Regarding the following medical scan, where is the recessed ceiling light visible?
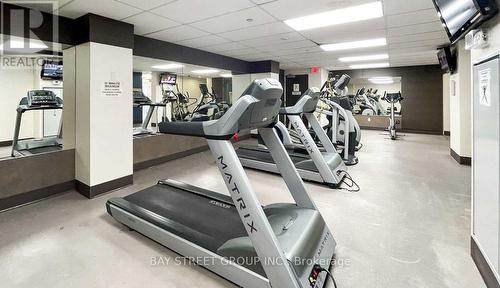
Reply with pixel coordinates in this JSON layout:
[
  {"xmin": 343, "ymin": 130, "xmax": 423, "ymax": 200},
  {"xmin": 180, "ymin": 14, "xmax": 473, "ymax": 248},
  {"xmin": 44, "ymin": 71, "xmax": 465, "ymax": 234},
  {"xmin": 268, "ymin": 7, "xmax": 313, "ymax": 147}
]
[
  {"xmin": 151, "ymin": 63, "xmax": 184, "ymax": 70},
  {"xmin": 339, "ymin": 53, "xmax": 388, "ymax": 62},
  {"xmin": 350, "ymin": 62, "xmax": 390, "ymax": 69},
  {"xmin": 220, "ymin": 73, "xmax": 232, "ymax": 78},
  {"xmin": 321, "ymin": 38, "xmax": 387, "ymax": 52},
  {"xmin": 284, "ymin": 1, "xmax": 383, "ymax": 31},
  {"xmin": 246, "ymin": 18, "xmax": 254, "ymax": 22},
  {"xmin": 192, "ymin": 69, "xmax": 220, "ymax": 74}
]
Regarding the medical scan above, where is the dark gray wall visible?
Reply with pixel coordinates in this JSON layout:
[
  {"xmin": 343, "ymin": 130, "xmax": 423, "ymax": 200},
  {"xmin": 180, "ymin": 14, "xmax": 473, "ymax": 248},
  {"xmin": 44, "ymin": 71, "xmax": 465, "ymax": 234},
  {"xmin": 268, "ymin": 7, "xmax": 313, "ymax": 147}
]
[
  {"xmin": 334, "ymin": 65, "xmax": 444, "ymax": 134},
  {"xmin": 0, "ymin": 149, "xmax": 75, "ymax": 210}
]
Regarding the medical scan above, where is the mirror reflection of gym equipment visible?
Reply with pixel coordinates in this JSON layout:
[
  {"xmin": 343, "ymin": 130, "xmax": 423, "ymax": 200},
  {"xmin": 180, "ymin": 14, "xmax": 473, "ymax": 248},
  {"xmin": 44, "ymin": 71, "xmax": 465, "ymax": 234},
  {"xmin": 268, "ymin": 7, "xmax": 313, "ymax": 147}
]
[{"xmin": 347, "ymin": 77, "xmax": 403, "ymax": 135}]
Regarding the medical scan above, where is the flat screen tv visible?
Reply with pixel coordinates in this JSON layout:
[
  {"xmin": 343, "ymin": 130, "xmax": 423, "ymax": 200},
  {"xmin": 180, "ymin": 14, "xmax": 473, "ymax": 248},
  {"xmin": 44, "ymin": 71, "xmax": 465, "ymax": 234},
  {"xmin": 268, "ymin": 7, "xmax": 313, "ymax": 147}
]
[
  {"xmin": 160, "ymin": 73, "xmax": 177, "ymax": 85},
  {"xmin": 437, "ymin": 46, "xmax": 457, "ymax": 73},
  {"xmin": 40, "ymin": 60, "xmax": 63, "ymax": 80},
  {"xmin": 433, "ymin": 0, "xmax": 498, "ymax": 44}
]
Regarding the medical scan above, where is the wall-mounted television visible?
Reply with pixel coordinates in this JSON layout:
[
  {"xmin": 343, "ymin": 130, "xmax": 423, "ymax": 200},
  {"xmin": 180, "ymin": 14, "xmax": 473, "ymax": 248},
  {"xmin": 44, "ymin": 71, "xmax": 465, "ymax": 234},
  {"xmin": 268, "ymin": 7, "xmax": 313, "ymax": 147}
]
[
  {"xmin": 433, "ymin": 0, "xmax": 498, "ymax": 44},
  {"xmin": 159, "ymin": 73, "xmax": 177, "ymax": 85},
  {"xmin": 40, "ymin": 60, "xmax": 63, "ymax": 80},
  {"xmin": 437, "ymin": 46, "xmax": 457, "ymax": 73}
]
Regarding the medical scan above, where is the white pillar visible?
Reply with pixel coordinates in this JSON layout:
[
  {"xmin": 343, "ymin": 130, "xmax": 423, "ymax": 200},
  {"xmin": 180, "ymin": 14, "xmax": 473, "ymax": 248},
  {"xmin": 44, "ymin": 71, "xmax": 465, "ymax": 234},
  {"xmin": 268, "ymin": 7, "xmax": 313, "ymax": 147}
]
[{"xmin": 74, "ymin": 42, "xmax": 133, "ymax": 197}]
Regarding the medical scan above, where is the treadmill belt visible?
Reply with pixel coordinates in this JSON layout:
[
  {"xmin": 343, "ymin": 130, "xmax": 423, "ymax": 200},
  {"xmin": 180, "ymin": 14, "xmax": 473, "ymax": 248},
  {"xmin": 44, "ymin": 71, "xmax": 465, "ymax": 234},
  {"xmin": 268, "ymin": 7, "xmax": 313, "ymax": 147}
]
[
  {"xmin": 236, "ymin": 145, "xmax": 308, "ymax": 164},
  {"xmin": 119, "ymin": 183, "xmax": 248, "ymax": 253}
]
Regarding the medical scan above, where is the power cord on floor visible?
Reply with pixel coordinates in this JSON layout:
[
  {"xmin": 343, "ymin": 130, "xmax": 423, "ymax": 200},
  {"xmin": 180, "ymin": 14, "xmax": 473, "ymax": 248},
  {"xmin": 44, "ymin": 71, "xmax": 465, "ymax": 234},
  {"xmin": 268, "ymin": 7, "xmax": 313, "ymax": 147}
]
[
  {"xmin": 320, "ymin": 267, "xmax": 338, "ymax": 288},
  {"xmin": 337, "ymin": 170, "xmax": 360, "ymax": 192}
]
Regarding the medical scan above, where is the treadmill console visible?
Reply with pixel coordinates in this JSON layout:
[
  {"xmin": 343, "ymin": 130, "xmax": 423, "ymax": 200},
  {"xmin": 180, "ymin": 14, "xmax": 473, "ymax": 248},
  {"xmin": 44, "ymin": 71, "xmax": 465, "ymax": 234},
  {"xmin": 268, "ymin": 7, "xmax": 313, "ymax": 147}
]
[
  {"xmin": 133, "ymin": 91, "xmax": 151, "ymax": 104},
  {"xmin": 27, "ymin": 90, "xmax": 58, "ymax": 106}
]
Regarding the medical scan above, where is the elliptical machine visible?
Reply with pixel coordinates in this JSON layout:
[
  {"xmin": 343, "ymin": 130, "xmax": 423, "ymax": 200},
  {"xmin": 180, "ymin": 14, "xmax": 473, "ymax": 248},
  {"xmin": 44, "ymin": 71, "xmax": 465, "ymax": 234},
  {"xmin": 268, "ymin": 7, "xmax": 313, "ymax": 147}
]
[
  {"xmin": 317, "ymin": 74, "xmax": 360, "ymax": 165},
  {"xmin": 382, "ymin": 91, "xmax": 403, "ymax": 140}
]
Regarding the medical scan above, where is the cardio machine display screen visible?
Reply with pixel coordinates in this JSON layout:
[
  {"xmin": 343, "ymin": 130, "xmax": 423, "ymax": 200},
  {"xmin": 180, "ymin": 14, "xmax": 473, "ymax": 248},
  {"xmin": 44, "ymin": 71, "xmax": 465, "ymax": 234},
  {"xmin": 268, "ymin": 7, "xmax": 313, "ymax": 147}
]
[
  {"xmin": 41, "ymin": 61, "xmax": 63, "ymax": 80},
  {"xmin": 160, "ymin": 73, "xmax": 177, "ymax": 85}
]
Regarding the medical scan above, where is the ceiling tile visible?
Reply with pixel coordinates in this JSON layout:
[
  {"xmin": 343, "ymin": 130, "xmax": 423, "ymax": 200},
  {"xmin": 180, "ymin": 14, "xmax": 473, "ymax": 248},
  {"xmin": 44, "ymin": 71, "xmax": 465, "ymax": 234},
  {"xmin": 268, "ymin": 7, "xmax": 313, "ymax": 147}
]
[
  {"xmin": 387, "ymin": 21, "xmax": 445, "ymax": 37},
  {"xmin": 257, "ymin": 39, "xmax": 317, "ymax": 51},
  {"xmin": 147, "ymin": 25, "xmax": 209, "ymax": 42},
  {"xmin": 218, "ymin": 22, "xmax": 293, "ymax": 41},
  {"xmin": 383, "ymin": 0, "xmax": 435, "ymax": 16},
  {"xmin": 116, "ymin": 0, "xmax": 176, "ymax": 10},
  {"xmin": 124, "ymin": 12, "xmax": 180, "ymax": 35},
  {"xmin": 153, "ymin": 0, "xmax": 255, "ymax": 24},
  {"xmin": 386, "ymin": 9, "xmax": 441, "ymax": 27},
  {"xmin": 176, "ymin": 35, "xmax": 230, "ymax": 48},
  {"xmin": 243, "ymin": 32, "xmax": 306, "ymax": 47},
  {"xmin": 190, "ymin": 7, "xmax": 275, "ymax": 34},
  {"xmin": 58, "ymin": 0, "xmax": 141, "ymax": 19},
  {"xmin": 203, "ymin": 42, "xmax": 249, "ymax": 53},
  {"xmin": 388, "ymin": 31, "xmax": 448, "ymax": 44}
]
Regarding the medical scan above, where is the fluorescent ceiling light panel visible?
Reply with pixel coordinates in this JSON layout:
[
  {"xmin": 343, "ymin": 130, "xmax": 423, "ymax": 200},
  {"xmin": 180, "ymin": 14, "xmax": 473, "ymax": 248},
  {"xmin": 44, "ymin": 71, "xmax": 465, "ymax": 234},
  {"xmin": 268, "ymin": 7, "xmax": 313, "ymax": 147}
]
[
  {"xmin": 284, "ymin": 1, "xmax": 383, "ymax": 31},
  {"xmin": 339, "ymin": 53, "xmax": 388, "ymax": 62},
  {"xmin": 370, "ymin": 79, "xmax": 393, "ymax": 84},
  {"xmin": 369, "ymin": 77, "xmax": 393, "ymax": 81},
  {"xmin": 350, "ymin": 62, "xmax": 390, "ymax": 69},
  {"xmin": 0, "ymin": 37, "xmax": 48, "ymax": 51},
  {"xmin": 321, "ymin": 38, "xmax": 386, "ymax": 52},
  {"xmin": 151, "ymin": 63, "xmax": 184, "ymax": 70},
  {"xmin": 220, "ymin": 73, "xmax": 232, "ymax": 78},
  {"xmin": 192, "ymin": 69, "xmax": 220, "ymax": 74}
]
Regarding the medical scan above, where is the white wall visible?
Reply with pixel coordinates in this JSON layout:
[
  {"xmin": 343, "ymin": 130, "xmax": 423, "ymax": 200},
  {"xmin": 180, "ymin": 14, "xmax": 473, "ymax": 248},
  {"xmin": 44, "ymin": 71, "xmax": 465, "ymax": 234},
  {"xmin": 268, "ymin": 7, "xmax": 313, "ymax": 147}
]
[
  {"xmin": 0, "ymin": 60, "xmax": 36, "ymax": 142},
  {"xmin": 442, "ymin": 73, "xmax": 450, "ymax": 132},
  {"xmin": 0, "ymin": 56, "xmax": 64, "ymax": 143},
  {"xmin": 449, "ymin": 40, "xmax": 472, "ymax": 157},
  {"xmin": 75, "ymin": 42, "xmax": 133, "ymax": 186},
  {"xmin": 470, "ymin": 6, "xmax": 500, "ymax": 284}
]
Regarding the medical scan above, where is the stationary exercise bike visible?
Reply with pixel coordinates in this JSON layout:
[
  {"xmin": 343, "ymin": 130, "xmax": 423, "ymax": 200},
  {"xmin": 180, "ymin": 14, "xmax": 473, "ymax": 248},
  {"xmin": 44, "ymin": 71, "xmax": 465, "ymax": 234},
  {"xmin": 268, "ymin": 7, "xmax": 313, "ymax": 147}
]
[{"xmin": 382, "ymin": 92, "xmax": 403, "ymax": 140}]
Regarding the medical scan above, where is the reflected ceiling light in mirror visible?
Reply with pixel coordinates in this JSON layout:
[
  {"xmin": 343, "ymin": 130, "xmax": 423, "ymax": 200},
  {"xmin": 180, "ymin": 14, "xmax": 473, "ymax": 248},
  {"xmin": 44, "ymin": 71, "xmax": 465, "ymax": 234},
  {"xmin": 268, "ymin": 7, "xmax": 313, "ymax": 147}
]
[
  {"xmin": 339, "ymin": 53, "xmax": 388, "ymax": 62},
  {"xmin": 349, "ymin": 62, "xmax": 390, "ymax": 69},
  {"xmin": 321, "ymin": 38, "xmax": 386, "ymax": 52},
  {"xmin": 151, "ymin": 63, "xmax": 184, "ymax": 70},
  {"xmin": 220, "ymin": 73, "xmax": 232, "ymax": 78},
  {"xmin": 284, "ymin": 1, "xmax": 383, "ymax": 31},
  {"xmin": 0, "ymin": 37, "xmax": 48, "ymax": 51},
  {"xmin": 192, "ymin": 69, "xmax": 220, "ymax": 74},
  {"xmin": 369, "ymin": 76, "xmax": 394, "ymax": 84}
]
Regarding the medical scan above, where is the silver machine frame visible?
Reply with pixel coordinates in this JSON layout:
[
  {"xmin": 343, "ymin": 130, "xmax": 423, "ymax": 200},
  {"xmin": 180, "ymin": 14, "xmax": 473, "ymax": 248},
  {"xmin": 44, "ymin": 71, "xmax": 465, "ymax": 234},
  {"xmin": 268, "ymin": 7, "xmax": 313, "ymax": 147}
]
[
  {"xmin": 11, "ymin": 102, "xmax": 63, "ymax": 157},
  {"xmin": 107, "ymin": 79, "xmax": 336, "ymax": 288}
]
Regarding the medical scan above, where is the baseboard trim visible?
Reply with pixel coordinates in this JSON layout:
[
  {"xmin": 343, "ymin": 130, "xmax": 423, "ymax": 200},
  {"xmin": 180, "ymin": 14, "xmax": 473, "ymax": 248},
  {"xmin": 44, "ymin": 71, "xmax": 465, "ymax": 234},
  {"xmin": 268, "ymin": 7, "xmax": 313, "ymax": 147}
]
[
  {"xmin": 0, "ymin": 180, "xmax": 75, "ymax": 212},
  {"xmin": 450, "ymin": 148, "xmax": 472, "ymax": 166},
  {"xmin": 471, "ymin": 236, "xmax": 500, "ymax": 288},
  {"xmin": 443, "ymin": 131, "xmax": 450, "ymax": 136},
  {"xmin": 76, "ymin": 175, "xmax": 133, "ymax": 199},
  {"xmin": 134, "ymin": 146, "xmax": 209, "ymax": 171}
]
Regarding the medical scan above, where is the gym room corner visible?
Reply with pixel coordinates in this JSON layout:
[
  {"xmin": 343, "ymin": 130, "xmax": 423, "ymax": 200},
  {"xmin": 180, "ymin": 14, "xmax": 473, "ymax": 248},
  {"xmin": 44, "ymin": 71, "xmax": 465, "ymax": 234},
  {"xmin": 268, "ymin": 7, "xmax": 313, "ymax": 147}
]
[{"xmin": 0, "ymin": 0, "xmax": 499, "ymax": 288}]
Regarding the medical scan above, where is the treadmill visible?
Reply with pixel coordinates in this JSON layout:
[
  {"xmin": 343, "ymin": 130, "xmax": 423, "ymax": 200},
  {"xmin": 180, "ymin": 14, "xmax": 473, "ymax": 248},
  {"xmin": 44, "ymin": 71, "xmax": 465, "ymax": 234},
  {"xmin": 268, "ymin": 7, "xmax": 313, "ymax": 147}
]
[
  {"xmin": 236, "ymin": 88, "xmax": 347, "ymax": 187},
  {"xmin": 11, "ymin": 90, "xmax": 63, "ymax": 157},
  {"xmin": 133, "ymin": 91, "xmax": 166, "ymax": 137},
  {"xmin": 107, "ymin": 79, "xmax": 336, "ymax": 288}
]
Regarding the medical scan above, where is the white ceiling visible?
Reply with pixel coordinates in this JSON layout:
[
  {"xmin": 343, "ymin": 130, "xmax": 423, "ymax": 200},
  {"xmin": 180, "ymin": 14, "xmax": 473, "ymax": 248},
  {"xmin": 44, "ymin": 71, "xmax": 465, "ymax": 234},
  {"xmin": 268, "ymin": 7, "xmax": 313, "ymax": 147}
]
[{"xmin": 27, "ymin": 0, "xmax": 449, "ymax": 70}]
